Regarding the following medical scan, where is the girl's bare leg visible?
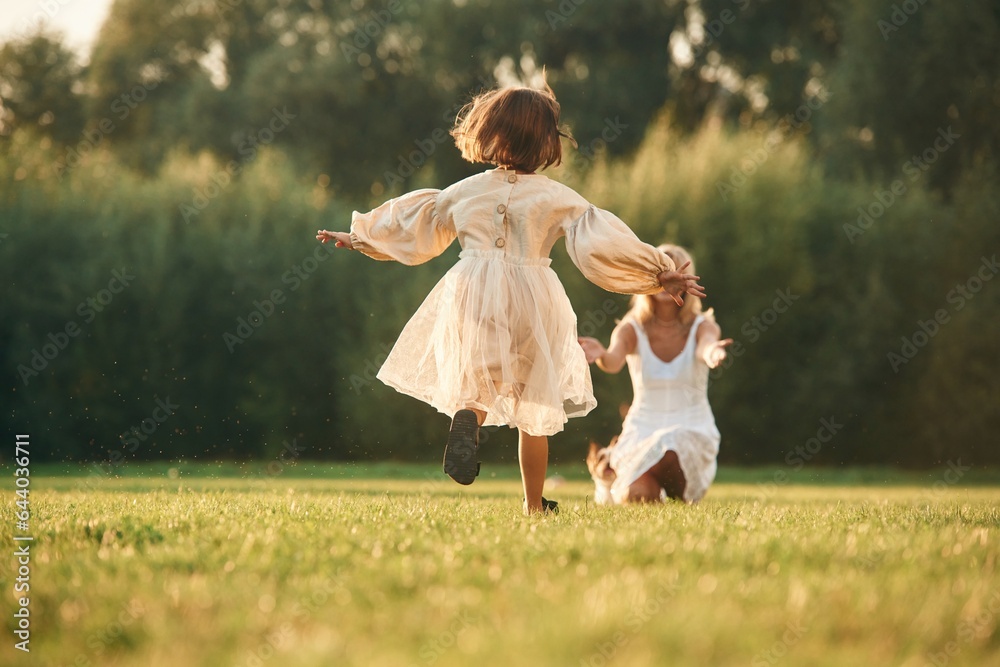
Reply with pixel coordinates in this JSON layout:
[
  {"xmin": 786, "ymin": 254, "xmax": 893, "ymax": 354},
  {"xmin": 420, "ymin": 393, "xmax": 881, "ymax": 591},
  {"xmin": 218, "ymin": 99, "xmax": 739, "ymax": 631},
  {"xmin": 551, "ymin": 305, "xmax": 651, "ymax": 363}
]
[{"xmin": 518, "ymin": 430, "xmax": 548, "ymax": 514}]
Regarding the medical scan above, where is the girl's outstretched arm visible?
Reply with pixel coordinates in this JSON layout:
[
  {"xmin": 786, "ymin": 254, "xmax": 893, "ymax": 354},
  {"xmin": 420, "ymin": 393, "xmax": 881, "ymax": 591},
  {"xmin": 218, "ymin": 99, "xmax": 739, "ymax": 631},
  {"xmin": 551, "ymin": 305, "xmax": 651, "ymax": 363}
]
[
  {"xmin": 347, "ymin": 189, "xmax": 455, "ymax": 265},
  {"xmin": 316, "ymin": 230, "xmax": 353, "ymax": 249},
  {"xmin": 565, "ymin": 206, "xmax": 706, "ymax": 299},
  {"xmin": 579, "ymin": 320, "xmax": 637, "ymax": 374},
  {"xmin": 695, "ymin": 318, "xmax": 734, "ymax": 369}
]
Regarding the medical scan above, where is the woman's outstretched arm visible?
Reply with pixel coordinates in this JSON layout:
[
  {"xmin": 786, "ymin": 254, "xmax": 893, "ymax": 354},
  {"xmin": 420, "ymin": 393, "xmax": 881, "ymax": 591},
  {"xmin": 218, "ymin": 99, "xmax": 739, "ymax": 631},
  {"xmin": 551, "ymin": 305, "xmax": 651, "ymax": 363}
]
[
  {"xmin": 579, "ymin": 319, "xmax": 637, "ymax": 374},
  {"xmin": 695, "ymin": 318, "xmax": 734, "ymax": 369}
]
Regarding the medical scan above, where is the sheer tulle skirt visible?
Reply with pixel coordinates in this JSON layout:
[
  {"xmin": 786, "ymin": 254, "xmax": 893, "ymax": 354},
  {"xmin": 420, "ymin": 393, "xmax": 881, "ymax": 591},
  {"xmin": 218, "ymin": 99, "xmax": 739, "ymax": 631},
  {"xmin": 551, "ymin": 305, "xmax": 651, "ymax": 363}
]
[{"xmin": 377, "ymin": 249, "xmax": 596, "ymax": 436}]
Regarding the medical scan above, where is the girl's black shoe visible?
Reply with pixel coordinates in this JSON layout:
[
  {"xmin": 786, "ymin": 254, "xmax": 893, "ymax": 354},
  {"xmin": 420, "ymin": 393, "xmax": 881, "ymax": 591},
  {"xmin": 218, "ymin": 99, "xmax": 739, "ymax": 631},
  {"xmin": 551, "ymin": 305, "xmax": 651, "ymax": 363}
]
[
  {"xmin": 443, "ymin": 409, "xmax": 480, "ymax": 485},
  {"xmin": 524, "ymin": 497, "xmax": 559, "ymax": 514}
]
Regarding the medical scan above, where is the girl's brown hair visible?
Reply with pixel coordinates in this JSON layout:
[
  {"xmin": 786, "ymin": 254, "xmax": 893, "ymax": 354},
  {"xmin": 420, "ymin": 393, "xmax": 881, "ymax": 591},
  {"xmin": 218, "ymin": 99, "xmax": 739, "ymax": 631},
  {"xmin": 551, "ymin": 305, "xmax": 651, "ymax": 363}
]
[{"xmin": 450, "ymin": 83, "xmax": 573, "ymax": 173}]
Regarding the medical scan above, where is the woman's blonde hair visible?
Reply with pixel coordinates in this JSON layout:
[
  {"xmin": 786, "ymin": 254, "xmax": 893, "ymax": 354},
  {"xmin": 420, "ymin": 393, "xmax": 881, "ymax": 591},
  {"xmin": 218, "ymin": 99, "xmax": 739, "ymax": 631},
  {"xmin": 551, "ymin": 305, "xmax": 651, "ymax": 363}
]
[
  {"xmin": 450, "ymin": 82, "xmax": 573, "ymax": 173},
  {"xmin": 627, "ymin": 244, "xmax": 714, "ymax": 328}
]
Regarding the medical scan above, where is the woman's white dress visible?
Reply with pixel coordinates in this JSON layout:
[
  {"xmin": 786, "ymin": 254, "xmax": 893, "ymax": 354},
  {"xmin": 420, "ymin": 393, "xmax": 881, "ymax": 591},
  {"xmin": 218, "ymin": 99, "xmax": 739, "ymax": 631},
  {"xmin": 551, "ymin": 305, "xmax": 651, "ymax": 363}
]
[
  {"xmin": 349, "ymin": 169, "xmax": 673, "ymax": 437},
  {"xmin": 608, "ymin": 315, "xmax": 720, "ymax": 503}
]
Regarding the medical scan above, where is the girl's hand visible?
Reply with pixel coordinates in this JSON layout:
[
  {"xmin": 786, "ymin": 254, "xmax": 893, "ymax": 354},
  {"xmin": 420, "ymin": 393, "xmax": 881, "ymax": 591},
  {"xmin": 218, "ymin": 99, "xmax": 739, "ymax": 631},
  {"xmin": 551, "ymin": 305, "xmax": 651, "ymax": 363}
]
[
  {"xmin": 316, "ymin": 230, "xmax": 354, "ymax": 249},
  {"xmin": 702, "ymin": 338, "xmax": 734, "ymax": 369},
  {"xmin": 657, "ymin": 261, "xmax": 706, "ymax": 306},
  {"xmin": 578, "ymin": 337, "xmax": 607, "ymax": 364}
]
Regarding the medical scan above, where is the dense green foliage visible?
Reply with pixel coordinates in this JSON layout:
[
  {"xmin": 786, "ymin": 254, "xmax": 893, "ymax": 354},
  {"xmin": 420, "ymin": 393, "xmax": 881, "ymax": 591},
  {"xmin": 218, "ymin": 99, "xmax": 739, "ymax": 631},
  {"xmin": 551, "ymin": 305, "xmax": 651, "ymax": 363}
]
[
  {"xmin": 2, "ymin": 466, "xmax": 999, "ymax": 666},
  {"xmin": 1, "ymin": 0, "xmax": 998, "ymax": 466}
]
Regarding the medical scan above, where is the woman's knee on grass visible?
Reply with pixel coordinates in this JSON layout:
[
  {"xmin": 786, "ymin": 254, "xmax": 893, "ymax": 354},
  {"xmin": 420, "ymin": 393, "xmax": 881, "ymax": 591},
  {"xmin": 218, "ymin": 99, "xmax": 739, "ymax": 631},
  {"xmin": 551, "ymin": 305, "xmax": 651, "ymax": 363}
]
[
  {"xmin": 626, "ymin": 473, "xmax": 662, "ymax": 503},
  {"xmin": 649, "ymin": 451, "xmax": 686, "ymax": 500}
]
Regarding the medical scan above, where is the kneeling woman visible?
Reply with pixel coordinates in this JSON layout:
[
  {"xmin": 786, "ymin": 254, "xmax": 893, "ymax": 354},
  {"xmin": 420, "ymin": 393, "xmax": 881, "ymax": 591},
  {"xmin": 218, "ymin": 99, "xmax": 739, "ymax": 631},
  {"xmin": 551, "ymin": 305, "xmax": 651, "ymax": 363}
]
[{"xmin": 580, "ymin": 244, "xmax": 732, "ymax": 504}]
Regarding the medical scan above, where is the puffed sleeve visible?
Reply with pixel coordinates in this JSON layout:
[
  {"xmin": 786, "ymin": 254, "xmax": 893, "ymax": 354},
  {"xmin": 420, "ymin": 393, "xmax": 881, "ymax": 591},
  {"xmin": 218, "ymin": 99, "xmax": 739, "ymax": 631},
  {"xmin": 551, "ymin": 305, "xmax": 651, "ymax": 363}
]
[
  {"xmin": 349, "ymin": 189, "xmax": 456, "ymax": 265},
  {"xmin": 565, "ymin": 206, "xmax": 675, "ymax": 295}
]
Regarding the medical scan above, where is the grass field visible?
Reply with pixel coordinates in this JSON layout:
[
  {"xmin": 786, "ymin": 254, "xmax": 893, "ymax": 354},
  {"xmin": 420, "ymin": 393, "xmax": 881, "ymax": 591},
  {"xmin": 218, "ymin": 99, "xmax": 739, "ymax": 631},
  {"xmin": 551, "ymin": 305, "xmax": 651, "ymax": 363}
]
[{"xmin": 3, "ymin": 463, "xmax": 1000, "ymax": 667}]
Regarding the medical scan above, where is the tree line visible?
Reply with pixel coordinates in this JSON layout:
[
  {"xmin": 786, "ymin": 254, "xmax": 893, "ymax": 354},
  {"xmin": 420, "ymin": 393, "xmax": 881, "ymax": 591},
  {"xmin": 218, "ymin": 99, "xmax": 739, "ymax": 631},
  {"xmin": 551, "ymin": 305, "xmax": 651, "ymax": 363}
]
[{"xmin": 1, "ymin": 0, "xmax": 998, "ymax": 467}]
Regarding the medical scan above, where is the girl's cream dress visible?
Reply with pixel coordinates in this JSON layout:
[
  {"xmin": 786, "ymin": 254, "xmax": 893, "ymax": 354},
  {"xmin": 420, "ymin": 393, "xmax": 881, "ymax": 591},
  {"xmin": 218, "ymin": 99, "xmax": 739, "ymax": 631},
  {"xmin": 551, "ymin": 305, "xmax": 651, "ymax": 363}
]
[{"xmin": 350, "ymin": 169, "xmax": 673, "ymax": 436}]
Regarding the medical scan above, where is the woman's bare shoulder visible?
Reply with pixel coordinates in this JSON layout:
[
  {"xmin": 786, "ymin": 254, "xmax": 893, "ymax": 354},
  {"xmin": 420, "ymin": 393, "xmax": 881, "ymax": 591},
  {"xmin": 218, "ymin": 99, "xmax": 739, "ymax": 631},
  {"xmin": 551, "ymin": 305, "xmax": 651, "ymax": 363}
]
[{"xmin": 613, "ymin": 317, "xmax": 639, "ymax": 348}]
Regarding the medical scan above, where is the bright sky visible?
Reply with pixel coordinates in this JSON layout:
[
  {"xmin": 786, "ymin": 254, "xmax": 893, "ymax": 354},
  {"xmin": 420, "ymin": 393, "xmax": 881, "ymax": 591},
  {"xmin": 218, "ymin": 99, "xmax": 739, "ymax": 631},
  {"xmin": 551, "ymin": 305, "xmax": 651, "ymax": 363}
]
[{"xmin": 0, "ymin": 0, "xmax": 115, "ymax": 59}]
